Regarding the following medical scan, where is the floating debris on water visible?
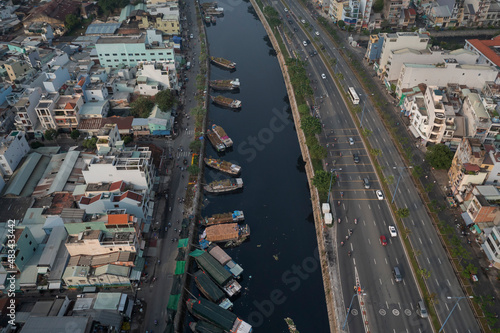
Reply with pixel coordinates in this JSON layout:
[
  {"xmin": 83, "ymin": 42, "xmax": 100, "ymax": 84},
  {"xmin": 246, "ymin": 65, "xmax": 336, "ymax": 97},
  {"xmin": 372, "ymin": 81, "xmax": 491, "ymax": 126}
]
[
  {"xmin": 284, "ymin": 317, "xmax": 299, "ymax": 333},
  {"xmin": 273, "ymin": 254, "xmax": 279, "ymax": 261}
]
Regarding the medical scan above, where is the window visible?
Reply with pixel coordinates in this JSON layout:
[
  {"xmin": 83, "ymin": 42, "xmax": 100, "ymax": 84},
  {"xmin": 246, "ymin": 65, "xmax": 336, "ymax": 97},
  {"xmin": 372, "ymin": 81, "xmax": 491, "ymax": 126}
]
[
  {"xmin": 112, "ymin": 53, "xmax": 117, "ymax": 56},
  {"xmin": 105, "ymin": 53, "xmax": 110, "ymax": 56},
  {"xmin": 128, "ymin": 53, "xmax": 133, "ymax": 56},
  {"xmin": 21, "ymin": 256, "xmax": 24, "ymax": 261},
  {"xmin": 29, "ymin": 241, "xmax": 32, "ymax": 245},
  {"xmin": 158, "ymin": 52, "xmax": 163, "ymax": 55},
  {"xmin": 122, "ymin": 59, "xmax": 127, "ymax": 62},
  {"xmin": 114, "ymin": 59, "xmax": 119, "ymax": 62},
  {"xmin": 121, "ymin": 53, "xmax": 126, "ymax": 56},
  {"xmin": 135, "ymin": 53, "xmax": 139, "ymax": 56},
  {"xmin": 141, "ymin": 53, "xmax": 146, "ymax": 56},
  {"xmin": 25, "ymin": 234, "xmax": 28, "ymax": 238}
]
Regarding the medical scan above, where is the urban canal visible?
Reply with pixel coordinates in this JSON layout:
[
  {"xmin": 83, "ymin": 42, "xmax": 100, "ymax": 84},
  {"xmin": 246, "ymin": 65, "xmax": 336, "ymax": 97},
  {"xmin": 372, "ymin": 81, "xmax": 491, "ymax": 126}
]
[{"xmin": 186, "ymin": 0, "xmax": 330, "ymax": 331}]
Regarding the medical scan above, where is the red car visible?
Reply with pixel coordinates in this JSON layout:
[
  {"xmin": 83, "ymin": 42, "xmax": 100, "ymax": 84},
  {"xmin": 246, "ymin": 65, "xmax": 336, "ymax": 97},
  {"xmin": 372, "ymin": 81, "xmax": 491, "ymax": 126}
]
[{"xmin": 380, "ymin": 235, "xmax": 388, "ymax": 246}]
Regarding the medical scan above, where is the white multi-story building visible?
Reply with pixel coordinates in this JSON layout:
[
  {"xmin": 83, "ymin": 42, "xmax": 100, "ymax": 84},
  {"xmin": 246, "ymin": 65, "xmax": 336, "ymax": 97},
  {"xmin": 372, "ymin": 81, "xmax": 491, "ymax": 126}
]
[
  {"xmin": 396, "ymin": 61, "xmax": 498, "ymax": 97},
  {"xmin": 10, "ymin": 87, "xmax": 42, "ymax": 133},
  {"xmin": 384, "ymin": 49, "xmax": 478, "ymax": 84},
  {"xmin": 82, "ymin": 147, "xmax": 155, "ymax": 190},
  {"xmin": 78, "ymin": 190, "xmax": 149, "ymax": 219},
  {"xmin": 377, "ymin": 32, "xmax": 430, "ymax": 78},
  {"xmin": 483, "ymin": 226, "xmax": 500, "ymax": 269},
  {"xmin": 0, "ymin": 131, "xmax": 29, "ymax": 176},
  {"xmin": 42, "ymin": 66, "xmax": 70, "ymax": 93},
  {"xmin": 135, "ymin": 62, "xmax": 177, "ymax": 96},
  {"xmin": 85, "ymin": 81, "xmax": 109, "ymax": 102},
  {"xmin": 35, "ymin": 92, "xmax": 58, "ymax": 130},
  {"xmin": 462, "ymin": 91, "xmax": 492, "ymax": 143},
  {"xmin": 96, "ymin": 123, "xmax": 121, "ymax": 150}
]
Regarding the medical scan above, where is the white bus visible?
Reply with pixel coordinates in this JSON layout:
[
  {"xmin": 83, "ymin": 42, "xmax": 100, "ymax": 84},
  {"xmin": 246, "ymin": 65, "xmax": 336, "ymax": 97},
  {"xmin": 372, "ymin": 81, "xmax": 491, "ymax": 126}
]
[{"xmin": 348, "ymin": 87, "xmax": 360, "ymax": 105}]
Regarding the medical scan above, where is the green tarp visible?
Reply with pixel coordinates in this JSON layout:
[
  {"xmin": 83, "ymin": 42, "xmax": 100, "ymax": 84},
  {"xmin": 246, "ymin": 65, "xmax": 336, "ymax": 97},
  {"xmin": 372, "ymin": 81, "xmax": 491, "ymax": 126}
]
[
  {"xmin": 190, "ymin": 249, "xmax": 205, "ymax": 257},
  {"xmin": 194, "ymin": 270, "xmax": 225, "ymax": 303},
  {"xmin": 194, "ymin": 253, "xmax": 232, "ymax": 286},
  {"xmin": 167, "ymin": 294, "xmax": 180, "ymax": 310},
  {"xmin": 189, "ymin": 299, "xmax": 237, "ymax": 331},
  {"xmin": 178, "ymin": 238, "xmax": 189, "ymax": 248},
  {"xmin": 175, "ymin": 261, "xmax": 186, "ymax": 274}
]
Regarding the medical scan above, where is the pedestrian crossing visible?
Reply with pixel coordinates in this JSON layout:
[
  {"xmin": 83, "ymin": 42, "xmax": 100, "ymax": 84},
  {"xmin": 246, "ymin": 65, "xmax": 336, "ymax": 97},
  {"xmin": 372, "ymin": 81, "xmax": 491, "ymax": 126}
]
[
  {"xmin": 176, "ymin": 151, "xmax": 191, "ymax": 157},
  {"xmin": 184, "ymin": 129, "xmax": 194, "ymax": 135}
]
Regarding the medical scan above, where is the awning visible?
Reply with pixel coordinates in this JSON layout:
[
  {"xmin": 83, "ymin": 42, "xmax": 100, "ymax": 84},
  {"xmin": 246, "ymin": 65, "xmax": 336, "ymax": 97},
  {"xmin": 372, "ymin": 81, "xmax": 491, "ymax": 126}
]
[
  {"xmin": 472, "ymin": 224, "xmax": 482, "ymax": 234},
  {"xmin": 174, "ymin": 261, "xmax": 186, "ymax": 274},
  {"xmin": 408, "ymin": 126, "xmax": 420, "ymax": 138},
  {"xmin": 461, "ymin": 212, "xmax": 474, "ymax": 226},
  {"xmin": 49, "ymin": 282, "xmax": 61, "ymax": 290}
]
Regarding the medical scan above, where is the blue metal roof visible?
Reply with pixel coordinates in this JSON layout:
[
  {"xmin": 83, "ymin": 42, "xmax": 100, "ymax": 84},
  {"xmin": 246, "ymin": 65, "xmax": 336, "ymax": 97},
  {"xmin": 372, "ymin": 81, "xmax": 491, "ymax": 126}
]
[{"xmin": 85, "ymin": 23, "xmax": 121, "ymax": 35}]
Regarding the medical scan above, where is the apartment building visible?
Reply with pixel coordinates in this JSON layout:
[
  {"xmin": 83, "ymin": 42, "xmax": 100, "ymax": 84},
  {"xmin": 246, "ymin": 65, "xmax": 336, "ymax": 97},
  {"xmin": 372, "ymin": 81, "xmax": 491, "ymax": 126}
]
[
  {"xmin": 135, "ymin": 62, "xmax": 177, "ymax": 95},
  {"xmin": 53, "ymin": 94, "xmax": 84, "ymax": 130},
  {"xmin": 95, "ymin": 30, "xmax": 175, "ymax": 68},
  {"xmin": 42, "ymin": 66, "xmax": 70, "ymax": 93},
  {"xmin": 3, "ymin": 59, "xmax": 31, "ymax": 82},
  {"xmin": 374, "ymin": 32, "xmax": 430, "ymax": 78},
  {"xmin": 463, "ymin": 185, "xmax": 500, "ymax": 227},
  {"xmin": 96, "ymin": 123, "xmax": 121, "ymax": 150},
  {"xmin": 82, "ymin": 147, "xmax": 155, "ymax": 190},
  {"xmin": 65, "ymin": 229, "xmax": 137, "ymax": 257},
  {"xmin": 462, "ymin": 91, "xmax": 492, "ymax": 143},
  {"xmin": 78, "ymin": 190, "xmax": 149, "ymax": 220},
  {"xmin": 396, "ymin": 61, "xmax": 498, "ymax": 97},
  {"xmin": 11, "ymin": 87, "xmax": 42, "ymax": 132},
  {"xmin": 449, "ymin": 138, "xmax": 488, "ymax": 194},
  {"xmin": 0, "ymin": 131, "xmax": 29, "ymax": 176},
  {"xmin": 35, "ymin": 92, "xmax": 58, "ymax": 130},
  {"xmin": 482, "ymin": 226, "xmax": 500, "ymax": 268}
]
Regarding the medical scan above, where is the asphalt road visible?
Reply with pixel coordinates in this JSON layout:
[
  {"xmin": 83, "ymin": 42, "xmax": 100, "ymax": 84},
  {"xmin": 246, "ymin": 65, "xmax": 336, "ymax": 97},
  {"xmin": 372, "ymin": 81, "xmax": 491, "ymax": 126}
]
[
  {"xmin": 276, "ymin": 1, "xmax": 480, "ymax": 332},
  {"xmin": 139, "ymin": 3, "xmax": 201, "ymax": 332}
]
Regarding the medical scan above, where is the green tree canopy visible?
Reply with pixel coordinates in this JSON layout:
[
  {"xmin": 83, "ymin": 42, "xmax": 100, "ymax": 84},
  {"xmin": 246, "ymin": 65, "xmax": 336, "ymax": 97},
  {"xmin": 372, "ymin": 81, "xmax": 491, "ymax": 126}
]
[
  {"xmin": 44, "ymin": 129, "xmax": 58, "ymax": 141},
  {"xmin": 188, "ymin": 165, "xmax": 200, "ymax": 175},
  {"xmin": 312, "ymin": 170, "xmax": 334, "ymax": 192},
  {"xmin": 155, "ymin": 89, "xmax": 174, "ymax": 111},
  {"xmin": 70, "ymin": 129, "xmax": 80, "ymax": 141},
  {"xmin": 98, "ymin": 0, "xmax": 129, "ymax": 14},
  {"xmin": 301, "ymin": 115, "xmax": 322, "ymax": 136},
  {"xmin": 65, "ymin": 14, "xmax": 80, "ymax": 32},
  {"xmin": 396, "ymin": 208, "xmax": 410, "ymax": 219},
  {"xmin": 123, "ymin": 136, "xmax": 133, "ymax": 144},
  {"xmin": 83, "ymin": 137, "xmax": 97, "ymax": 150},
  {"xmin": 310, "ymin": 143, "xmax": 327, "ymax": 160},
  {"xmin": 189, "ymin": 140, "xmax": 202, "ymax": 152},
  {"xmin": 130, "ymin": 96, "xmax": 154, "ymax": 118},
  {"xmin": 426, "ymin": 144, "xmax": 454, "ymax": 170}
]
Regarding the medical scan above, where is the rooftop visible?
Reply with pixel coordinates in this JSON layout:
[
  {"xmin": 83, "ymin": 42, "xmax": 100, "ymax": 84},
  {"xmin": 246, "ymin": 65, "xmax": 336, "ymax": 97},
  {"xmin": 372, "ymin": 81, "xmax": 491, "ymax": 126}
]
[
  {"xmin": 97, "ymin": 34, "xmax": 146, "ymax": 45},
  {"xmin": 466, "ymin": 35, "xmax": 500, "ymax": 68}
]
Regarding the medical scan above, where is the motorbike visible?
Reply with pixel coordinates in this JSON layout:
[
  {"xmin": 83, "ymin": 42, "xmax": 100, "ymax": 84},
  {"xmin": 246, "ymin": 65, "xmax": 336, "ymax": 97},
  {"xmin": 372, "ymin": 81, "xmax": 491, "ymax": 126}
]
[
  {"xmin": 337, "ymin": 201, "xmax": 341, "ymax": 206},
  {"xmin": 354, "ymin": 218, "xmax": 358, "ymax": 224},
  {"xmin": 154, "ymin": 320, "xmax": 158, "ymax": 326},
  {"xmin": 348, "ymin": 251, "xmax": 351, "ymax": 257},
  {"xmin": 340, "ymin": 192, "xmax": 344, "ymax": 198},
  {"xmin": 338, "ymin": 218, "xmax": 341, "ymax": 223}
]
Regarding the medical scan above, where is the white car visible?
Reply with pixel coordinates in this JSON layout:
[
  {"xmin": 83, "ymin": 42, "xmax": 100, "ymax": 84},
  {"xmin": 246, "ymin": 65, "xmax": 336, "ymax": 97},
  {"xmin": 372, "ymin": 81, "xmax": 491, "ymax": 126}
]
[
  {"xmin": 190, "ymin": 34, "xmax": 194, "ymax": 39},
  {"xmin": 376, "ymin": 190, "xmax": 384, "ymax": 200},
  {"xmin": 315, "ymin": 31, "xmax": 320, "ymax": 36},
  {"xmin": 349, "ymin": 137, "xmax": 355, "ymax": 145},
  {"xmin": 284, "ymin": 7, "xmax": 289, "ymax": 12},
  {"xmin": 321, "ymin": 73, "xmax": 326, "ymax": 79},
  {"xmin": 303, "ymin": 40, "xmax": 307, "ymax": 46},
  {"xmin": 389, "ymin": 226, "xmax": 397, "ymax": 237},
  {"xmin": 301, "ymin": 19, "xmax": 306, "ymax": 24}
]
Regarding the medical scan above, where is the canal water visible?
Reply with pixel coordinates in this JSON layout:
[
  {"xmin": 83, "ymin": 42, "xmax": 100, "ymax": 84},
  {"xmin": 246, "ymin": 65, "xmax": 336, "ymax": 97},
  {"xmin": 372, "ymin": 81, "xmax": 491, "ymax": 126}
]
[{"xmin": 186, "ymin": 0, "xmax": 330, "ymax": 331}]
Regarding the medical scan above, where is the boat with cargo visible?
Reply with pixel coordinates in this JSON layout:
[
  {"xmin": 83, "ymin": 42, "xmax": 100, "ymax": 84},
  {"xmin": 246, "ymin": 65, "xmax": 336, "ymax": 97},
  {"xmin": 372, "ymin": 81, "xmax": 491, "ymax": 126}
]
[
  {"xmin": 204, "ymin": 178, "xmax": 243, "ymax": 193},
  {"xmin": 204, "ymin": 158, "xmax": 241, "ymax": 175},
  {"xmin": 202, "ymin": 210, "xmax": 245, "ymax": 226},
  {"xmin": 204, "ymin": 223, "xmax": 250, "ymax": 244},
  {"xmin": 189, "ymin": 321, "xmax": 224, "ymax": 333},
  {"xmin": 208, "ymin": 244, "xmax": 244, "ymax": 279},
  {"xmin": 210, "ymin": 95, "xmax": 242, "ymax": 109},
  {"xmin": 186, "ymin": 299, "xmax": 253, "ymax": 333},
  {"xmin": 210, "ymin": 56, "xmax": 236, "ymax": 70},
  {"xmin": 209, "ymin": 78, "xmax": 240, "ymax": 91},
  {"xmin": 193, "ymin": 270, "xmax": 233, "ymax": 310},
  {"xmin": 191, "ymin": 250, "xmax": 242, "ymax": 297},
  {"xmin": 206, "ymin": 130, "xmax": 225, "ymax": 152},
  {"xmin": 212, "ymin": 124, "xmax": 233, "ymax": 147}
]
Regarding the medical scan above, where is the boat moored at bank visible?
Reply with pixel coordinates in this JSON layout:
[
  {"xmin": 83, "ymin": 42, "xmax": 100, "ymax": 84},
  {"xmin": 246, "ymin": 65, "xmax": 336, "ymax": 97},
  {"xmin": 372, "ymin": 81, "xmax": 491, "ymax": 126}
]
[
  {"xmin": 206, "ymin": 130, "xmax": 226, "ymax": 152},
  {"xmin": 186, "ymin": 299, "xmax": 253, "ymax": 333},
  {"xmin": 210, "ymin": 56, "xmax": 236, "ymax": 70},
  {"xmin": 212, "ymin": 124, "xmax": 233, "ymax": 147},
  {"xmin": 204, "ymin": 158, "xmax": 241, "ymax": 175},
  {"xmin": 202, "ymin": 211, "xmax": 245, "ymax": 226},
  {"xmin": 209, "ymin": 78, "xmax": 240, "ymax": 91},
  {"xmin": 210, "ymin": 95, "xmax": 242, "ymax": 109},
  {"xmin": 204, "ymin": 178, "xmax": 243, "ymax": 193}
]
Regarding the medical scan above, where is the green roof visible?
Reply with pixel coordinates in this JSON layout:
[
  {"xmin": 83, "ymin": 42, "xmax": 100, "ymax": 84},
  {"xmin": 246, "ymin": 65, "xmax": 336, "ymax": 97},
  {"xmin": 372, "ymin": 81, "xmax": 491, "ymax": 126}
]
[
  {"xmin": 174, "ymin": 261, "xmax": 185, "ymax": 274},
  {"xmin": 178, "ymin": 238, "xmax": 189, "ymax": 248},
  {"xmin": 194, "ymin": 253, "xmax": 231, "ymax": 286},
  {"xmin": 119, "ymin": 3, "xmax": 147, "ymax": 22},
  {"xmin": 167, "ymin": 294, "xmax": 180, "ymax": 310}
]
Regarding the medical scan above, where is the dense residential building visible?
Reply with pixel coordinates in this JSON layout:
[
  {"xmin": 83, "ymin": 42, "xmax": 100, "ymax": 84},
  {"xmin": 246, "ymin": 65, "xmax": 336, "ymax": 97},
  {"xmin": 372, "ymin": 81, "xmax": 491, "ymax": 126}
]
[
  {"xmin": 10, "ymin": 87, "xmax": 42, "ymax": 133},
  {"xmin": 465, "ymin": 36, "xmax": 500, "ymax": 68},
  {"xmin": 78, "ymin": 190, "xmax": 149, "ymax": 219},
  {"xmin": 461, "ymin": 90, "xmax": 492, "ymax": 143},
  {"xmin": 135, "ymin": 62, "xmax": 178, "ymax": 95},
  {"xmin": 22, "ymin": 0, "xmax": 80, "ymax": 33},
  {"xmin": 463, "ymin": 185, "xmax": 500, "ymax": 227},
  {"xmin": 3, "ymin": 59, "xmax": 31, "ymax": 82},
  {"xmin": 64, "ymin": 229, "xmax": 137, "ymax": 256},
  {"xmin": 35, "ymin": 92, "xmax": 59, "ymax": 130},
  {"xmin": 0, "ymin": 131, "xmax": 29, "ymax": 176},
  {"xmin": 395, "ymin": 61, "xmax": 498, "ymax": 97},
  {"xmin": 95, "ymin": 123, "xmax": 121, "ymax": 150},
  {"xmin": 53, "ymin": 94, "xmax": 84, "ymax": 130},
  {"xmin": 382, "ymin": 0, "xmax": 411, "ymax": 26},
  {"xmin": 82, "ymin": 147, "xmax": 155, "ymax": 190},
  {"xmin": 448, "ymin": 138, "xmax": 489, "ymax": 195},
  {"xmin": 482, "ymin": 226, "xmax": 500, "ymax": 269},
  {"xmin": 95, "ymin": 30, "xmax": 175, "ymax": 68}
]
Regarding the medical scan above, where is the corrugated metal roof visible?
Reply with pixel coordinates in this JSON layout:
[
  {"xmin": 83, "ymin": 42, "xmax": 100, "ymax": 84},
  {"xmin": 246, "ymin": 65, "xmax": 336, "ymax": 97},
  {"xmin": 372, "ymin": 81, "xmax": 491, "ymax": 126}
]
[
  {"xmin": 48, "ymin": 150, "xmax": 80, "ymax": 194},
  {"xmin": 3, "ymin": 152, "xmax": 42, "ymax": 196},
  {"xmin": 85, "ymin": 23, "xmax": 121, "ymax": 35}
]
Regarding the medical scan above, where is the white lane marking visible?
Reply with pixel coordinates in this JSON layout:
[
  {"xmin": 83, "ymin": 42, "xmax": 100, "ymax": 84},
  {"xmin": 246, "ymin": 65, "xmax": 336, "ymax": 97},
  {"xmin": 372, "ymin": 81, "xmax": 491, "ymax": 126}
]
[
  {"xmin": 414, "ymin": 203, "xmax": 418, "ymax": 209},
  {"xmin": 386, "ymin": 301, "xmax": 389, "ymax": 309},
  {"xmin": 368, "ymin": 204, "xmax": 371, "ymax": 210},
  {"xmin": 368, "ymin": 238, "xmax": 371, "ymax": 245},
  {"xmin": 411, "ymin": 303, "xmax": 414, "ymax": 310},
  {"xmin": 435, "ymin": 279, "xmax": 440, "ymax": 287},
  {"xmin": 458, "ymin": 303, "xmax": 462, "ymax": 311},
  {"xmin": 398, "ymin": 188, "xmax": 401, "ymax": 194},
  {"xmin": 396, "ymin": 258, "xmax": 399, "ymax": 264},
  {"xmin": 407, "ymin": 188, "xmax": 411, "ymax": 193},
  {"xmin": 419, "ymin": 238, "xmax": 422, "ymax": 244},
  {"xmin": 353, "ymin": 258, "xmax": 356, "ymax": 265},
  {"xmin": 383, "ymin": 137, "xmax": 386, "ymax": 143},
  {"xmin": 405, "ymin": 203, "xmax": 408, "ymax": 208},
  {"xmin": 447, "ymin": 279, "xmax": 451, "ymax": 287},
  {"xmin": 421, "ymin": 219, "xmax": 425, "ymax": 226},
  {"xmin": 374, "ymin": 258, "xmax": 377, "ymax": 265},
  {"xmin": 437, "ymin": 258, "xmax": 442, "ymax": 264},
  {"xmin": 445, "ymin": 303, "xmax": 449, "ymax": 311},
  {"xmin": 378, "ymin": 204, "xmax": 381, "ymax": 210},
  {"xmin": 427, "ymin": 257, "xmax": 430, "ymax": 264},
  {"xmin": 429, "ymin": 238, "xmax": 433, "ymax": 244},
  {"xmin": 411, "ymin": 219, "xmax": 415, "ymax": 226},
  {"xmin": 358, "ymin": 204, "xmax": 361, "ymax": 209},
  {"xmin": 398, "ymin": 302, "xmax": 402, "ymax": 309},
  {"xmin": 385, "ymin": 258, "xmax": 388, "ymax": 264}
]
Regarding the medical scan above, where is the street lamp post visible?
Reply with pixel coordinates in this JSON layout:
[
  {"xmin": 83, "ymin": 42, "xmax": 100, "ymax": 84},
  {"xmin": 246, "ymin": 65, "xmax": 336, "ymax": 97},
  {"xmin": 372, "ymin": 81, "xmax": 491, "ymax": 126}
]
[
  {"xmin": 342, "ymin": 292, "xmax": 366, "ymax": 330},
  {"xmin": 439, "ymin": 296, "xmax": 474, "ymax": 332},
  {"xmin": 327, "ymin": 168, "xmax": 342, "ymax": 202},
  {"xmin": 391, "ymin": 166, "xmax": 412, "ymax": 204}
]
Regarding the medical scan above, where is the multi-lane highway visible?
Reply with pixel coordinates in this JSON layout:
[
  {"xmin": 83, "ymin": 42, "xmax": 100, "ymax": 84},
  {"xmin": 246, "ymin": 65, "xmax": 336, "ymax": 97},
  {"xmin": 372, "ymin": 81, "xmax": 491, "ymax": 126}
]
[{"xmin": 272, "ymin": 1, "xmax": 481, "ymax": 332}]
